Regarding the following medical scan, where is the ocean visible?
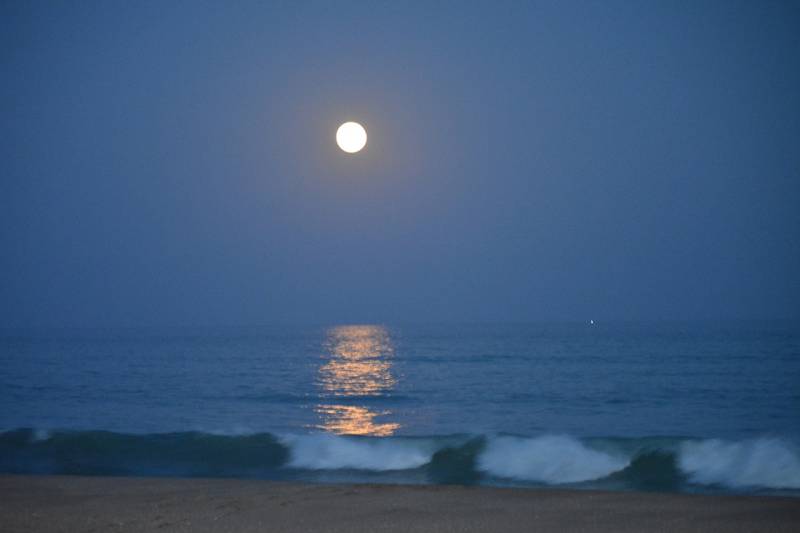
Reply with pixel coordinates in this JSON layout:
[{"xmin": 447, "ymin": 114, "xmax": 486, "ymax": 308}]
[{"xmin": 2, "ymin": 322, "xmax": 799, "ymax": 495}]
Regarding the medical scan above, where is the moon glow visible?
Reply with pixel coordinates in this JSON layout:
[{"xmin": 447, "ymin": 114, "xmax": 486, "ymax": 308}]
[{"xmin": 336, "ymin": 122, "xmax": 367, "ymax": 153}]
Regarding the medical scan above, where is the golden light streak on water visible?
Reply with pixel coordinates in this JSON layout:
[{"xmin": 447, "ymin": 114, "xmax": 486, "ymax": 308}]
[{"xmin": 315, "ymin": 325, "xmax": 399, "ymax": 435}]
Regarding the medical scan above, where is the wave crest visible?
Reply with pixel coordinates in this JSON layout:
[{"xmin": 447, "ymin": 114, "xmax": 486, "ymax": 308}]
[
  {"xmin": 2, "ymin": 429, "xmax": 799, "ymax": 492},
  {"xmin": 281, "ymin": 433, "xmax": 435, "ymax": 471},
  {"xmin": 679, "ymin": 438, "xmax": 800, "ymax": 489},
  {"xmin": 478, "ymin": 435, "xmax": 629, "ymax": 483}
]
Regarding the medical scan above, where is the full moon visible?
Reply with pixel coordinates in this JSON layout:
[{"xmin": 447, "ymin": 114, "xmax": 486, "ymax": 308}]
[{"xmin": 336, "ymin": 122, "xmax": 367, "ymax": 153}]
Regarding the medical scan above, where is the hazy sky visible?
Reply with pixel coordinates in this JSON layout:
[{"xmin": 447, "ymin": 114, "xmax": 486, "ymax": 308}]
[{"xmin": 2, "ymin": 1, "xmax": 799, "ymax": 327}]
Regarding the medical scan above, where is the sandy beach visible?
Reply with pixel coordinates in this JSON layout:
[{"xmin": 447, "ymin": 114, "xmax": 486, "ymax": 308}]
[{"xmin": 1, "ymin": 475, "xmax": 798, "ymax": 532}]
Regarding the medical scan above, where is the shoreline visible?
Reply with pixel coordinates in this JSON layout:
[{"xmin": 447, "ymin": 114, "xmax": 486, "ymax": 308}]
[{"xmin": 2, "ymin": 474, "xmax": 799, "ymax": 532}]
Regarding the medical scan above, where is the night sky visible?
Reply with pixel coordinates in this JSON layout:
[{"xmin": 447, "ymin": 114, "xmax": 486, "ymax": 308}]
[{"xmin": 2, "ymin": 1, "xmax": 799, "ymax": 327}]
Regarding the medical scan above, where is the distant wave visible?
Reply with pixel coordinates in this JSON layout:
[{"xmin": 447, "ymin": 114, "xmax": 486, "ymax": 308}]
[{"xmin": 1, "ymin": 429, "xmax": 798, "ymax": 493}]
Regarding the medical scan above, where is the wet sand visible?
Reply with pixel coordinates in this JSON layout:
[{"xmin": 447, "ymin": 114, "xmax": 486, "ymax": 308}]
[{"xmin": 1, "ymin": 474, "xmax": 798, "ymax": 532}]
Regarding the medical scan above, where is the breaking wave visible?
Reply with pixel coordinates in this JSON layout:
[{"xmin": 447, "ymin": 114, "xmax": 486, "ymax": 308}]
[
  {"xmin": 1, "ymin": 428, "xmax": 798, "ymax": 494},
  {"xmin": 478, "ymin": 435, "xmax": 629, "ymax": 483},
  {"xmin": 281, "ymin": 433, "xmax": 436, "ymax": 471},
  {"xmin": 679, "ymin": 438, "xmax": 800, "ymax": 489}
]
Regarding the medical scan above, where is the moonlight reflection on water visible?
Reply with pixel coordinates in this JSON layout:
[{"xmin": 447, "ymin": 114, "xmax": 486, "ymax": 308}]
[{"xmin": 315, "ymin": 325, "xmax": 400, "ymax": 436}]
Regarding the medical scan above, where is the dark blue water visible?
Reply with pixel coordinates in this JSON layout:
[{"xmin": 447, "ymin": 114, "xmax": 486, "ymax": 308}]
[{"xmin": 2, "ymin": 322, "xmax": 799, "ymax": 494}]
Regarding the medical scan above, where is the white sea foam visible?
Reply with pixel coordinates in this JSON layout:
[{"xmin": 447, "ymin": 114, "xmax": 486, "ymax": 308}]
[
  {"xmin": 477, "ymin": 435, "xmax": 629, "ymax": 483},
  {"xmin": 679, "ymin": 438, "xmax": 800, "ymax": 489},
  {"xmin": 281, "ymin": 434, "xmax": 435, "ymax": 471},
  {"xmin": 270, "ymin": 431, "xmax": 800, "ymax": 490}
]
